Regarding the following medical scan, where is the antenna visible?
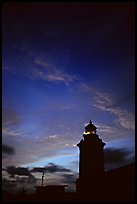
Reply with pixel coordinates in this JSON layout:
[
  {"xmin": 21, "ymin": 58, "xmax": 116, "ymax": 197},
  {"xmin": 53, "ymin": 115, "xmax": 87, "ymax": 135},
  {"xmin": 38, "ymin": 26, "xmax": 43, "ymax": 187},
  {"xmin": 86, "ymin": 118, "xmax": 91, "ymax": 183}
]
[
  {"xmin": 41, "ymin": 171, "xmax": 45, "ymax": 186},
  {"xmin": 89, "ymin": 120, "xmax": 92, "ymax": 124}
]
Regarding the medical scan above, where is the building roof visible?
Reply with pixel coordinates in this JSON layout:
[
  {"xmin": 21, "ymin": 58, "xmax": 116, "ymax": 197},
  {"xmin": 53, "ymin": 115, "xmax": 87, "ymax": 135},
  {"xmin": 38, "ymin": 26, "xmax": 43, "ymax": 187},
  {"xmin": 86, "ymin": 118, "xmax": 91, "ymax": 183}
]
[{"xmin": 85, "ymin": 120, "xmax": 97, "ymax": 131}]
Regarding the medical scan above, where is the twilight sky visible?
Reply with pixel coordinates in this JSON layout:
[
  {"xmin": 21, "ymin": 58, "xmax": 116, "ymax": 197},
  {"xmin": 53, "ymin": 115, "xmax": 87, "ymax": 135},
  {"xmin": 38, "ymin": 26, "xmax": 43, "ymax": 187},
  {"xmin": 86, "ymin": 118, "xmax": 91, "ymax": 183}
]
[{"xmin": 2, "ymin": 2, "xmax": 135, "ymax": 193}]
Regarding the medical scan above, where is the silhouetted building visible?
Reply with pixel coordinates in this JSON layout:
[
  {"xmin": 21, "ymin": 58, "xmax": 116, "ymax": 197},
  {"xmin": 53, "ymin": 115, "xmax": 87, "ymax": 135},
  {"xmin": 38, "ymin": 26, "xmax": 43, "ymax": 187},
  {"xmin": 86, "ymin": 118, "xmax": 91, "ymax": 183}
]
[
  {"xmin": 33, "ymin": 185, "xmax": 68, "ymax": 201},
  {"xmin": 34, "ymin": 185, "xmax": 67, "ymax": 195},
  {"xmin": 104, "ymin": 163, "xmax": 135, "ymax": 201},
  {"xmin": 76, "ymin": 120, "xmax": 106, "ymax": 197}
]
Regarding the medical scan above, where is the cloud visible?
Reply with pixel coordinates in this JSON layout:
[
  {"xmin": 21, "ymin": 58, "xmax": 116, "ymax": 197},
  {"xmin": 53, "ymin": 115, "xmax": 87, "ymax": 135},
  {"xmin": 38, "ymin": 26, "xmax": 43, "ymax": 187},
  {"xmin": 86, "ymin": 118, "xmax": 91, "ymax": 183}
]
[
  {"xmin": 2, "ymin": 108, "xmax": 21, "ymax": 127},
  {"xmin": 16, "ymin": 175, "xmax": 37, "ymax": 184},
  {"xmin": 3, "ymin": 163, "xmax": 74, "ymax": 193},
  {"xmin": 2, "ymin": 178, "xmax": 17, "ymax": 189},
  {"xmin": 93, "ymin": 90, "xmax": 113, "ymax": 106},
  {"xmin": 35, "ymin": 59, "xmax": 50, "ymax": 68},
  {"xmin": 61, "ymin": 173, "xmax": 77, "ymax": 184},
  {"xmin": 97, "ymin": 124, "xmax": 118, "ymax": 134},
  {"xmin": 2, "ymin": 108, "xmax": 22, "ymax": 144},
  {"xmin": 31, "ymin": 164, "xmax": 77, "ymax": 191},
  {"xmin": 104, "ymin": 147, "xmax": 135, "ymax": 171},
  {"xmin": 80, "ymin": 84, "xmax": 135, "ymax": 130},
  {"xmin": 6, "ymin": 166, "xmax": 31, "ymax": 177},
  {"xmin": 30, "ymin": 167, "xmax": 45, "ymax": 173},
  {"xmin": 2, "ymin": 175, "xmax": 37, "ymax": 194},
  {"xmin": 80, "ymin": 83, "xmax": 92, "ymax": 93},
  {"xmin": 33, "ymin": 59, "xmax": 77, "ymax": 85},
  {"xmin": 93, "ymin": 91, "xmax": 134, "ymax": 130},
  {"xmin": 94, "ymin": 105, "xmax": 134, "ymax": 130},
  {"xmin": 2, "ymin": 129, "xmax": 77, "ymax": 168},
  {"xmin": 2, "ymin": 144, "xmax": 15, "ymax": 155},
  {"xmin": 109, "ymin": 108, "xmax": 134, "ymax": 130},
  {"xmin": 3, "ymin": 165, "xmax": 38, "ymax": 193},
  {"xmin": 59, "ymin": 173, "xmax": 78, "ymax": 192},
  {"xmin": 31, "ymin": 162, "xmax": 72, "ymax": 173},
  {"xmin": 49, "ymin": 135, "xmax": 57, "ymax": 138},
  {"xmin": 104, "ymin": 148, "xmax": 128, "ymax": 164}
]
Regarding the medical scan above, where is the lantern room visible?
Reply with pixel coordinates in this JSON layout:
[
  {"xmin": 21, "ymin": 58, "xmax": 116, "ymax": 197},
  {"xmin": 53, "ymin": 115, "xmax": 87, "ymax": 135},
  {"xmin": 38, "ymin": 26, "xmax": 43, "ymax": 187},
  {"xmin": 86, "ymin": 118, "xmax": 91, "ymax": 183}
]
[{"xmin": 84, "ymin": 120, "xmax": 97, "ymax": 135}]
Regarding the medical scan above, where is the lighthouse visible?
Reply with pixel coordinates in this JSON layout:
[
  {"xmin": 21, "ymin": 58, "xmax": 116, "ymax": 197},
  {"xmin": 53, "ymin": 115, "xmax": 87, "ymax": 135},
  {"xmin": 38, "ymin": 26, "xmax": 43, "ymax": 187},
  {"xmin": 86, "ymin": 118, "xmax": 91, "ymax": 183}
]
[{"xmin": 76, "ymin": 120, "xmax": 106, "ymax": 196}]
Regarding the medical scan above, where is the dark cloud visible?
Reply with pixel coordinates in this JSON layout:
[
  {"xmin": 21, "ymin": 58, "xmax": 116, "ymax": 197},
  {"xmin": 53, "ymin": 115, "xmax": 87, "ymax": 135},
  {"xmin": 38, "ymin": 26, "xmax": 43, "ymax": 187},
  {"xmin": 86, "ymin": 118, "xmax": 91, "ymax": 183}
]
[
  {"xmin": 3, "ymin": 163, "xmax": 73, "ymax": 194},
  {"xmin": 31, "ymin": 167, "xmax": 45, "ymax": 173},
  {"xmin": 14, "ymin": 176, "xmax": 28, "ymax": 183},
  {"xmin": 16, "ymin": 175, "xmax": 37, "ymax": 184},
  {"xmin": 60, "ymin": 173, "xmax": 78, "ymax": 192},
  {"xmin": 2, "ymin": 178, "xmax": 17, "ymax": 188},
  {"xmin": 3, "ymin": 166, "xmax": 38, "ymax": 194},
  {"xmin": 2, "ymin": 144, "xmax": 15, "ymax": 155},
  {"xmin": 61, "ymin": 173, "xmax": 77, "ymax": 184},
  {"xmin": 104, "ymin": 148, "xmax": 129, "ymax": 164},
  {"xmin": 2, "ymin": 175, "xmax": 37, "ymax": 194},
  {"xmin": 6, "ymin": 166, "xmax": 31, "ymax": 176},
  {"xmin": 45, "ymin": 163, "xmax": 72, "ymax": 173},
  {"xmin": 27, "ymin": 175, "xmax": 37, "ymax": 184},
  {"xmin": 6, "ymin": 163, "xmax": 71, "ymax": 178},
  {"xmin": 31, "ymin": 162, "xmax": 71, "ymax": 173}
]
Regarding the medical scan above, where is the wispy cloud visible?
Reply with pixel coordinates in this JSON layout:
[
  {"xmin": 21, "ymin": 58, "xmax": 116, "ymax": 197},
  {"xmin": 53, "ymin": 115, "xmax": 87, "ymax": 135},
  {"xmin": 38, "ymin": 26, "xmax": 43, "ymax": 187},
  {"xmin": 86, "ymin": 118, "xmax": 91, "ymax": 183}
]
[
  {"xmin": 2, "ymin": 128, "xmax": 78, "ymax": 168},
  {"xmin": 48, "ymin": 135, "xmax": 57, "ymax": 139},
  {"xmin": 33, "ymin": 59, "xmax": 78, "ymax": 85},
  {"xmin": 96, "ymin": 124, "xmax": 118, "ymax": 134},
  {"xmin": 80, "ymin": 83, "xmax": 135, "ymax": 131},
  {"xmin": 2, "ymin": 144, "xmax": 15, "ymax": 155},
  {"xmin": 93, "ymin": 99, "xmax": 134, "ymax": 130},
  {"xmin": 2, "ymin": 109, "xmax": 21, "ymax": 127},
  {"xmin": 35, "ymin": 59, "xmax": 50, "ymax": 68},
  {"xmin": 3, "ymin": 49, "xmax": 78, "ymax": 86},
  {"xmin": 105, "ymin": 108, "xmax": 134, "ymax": 130}
]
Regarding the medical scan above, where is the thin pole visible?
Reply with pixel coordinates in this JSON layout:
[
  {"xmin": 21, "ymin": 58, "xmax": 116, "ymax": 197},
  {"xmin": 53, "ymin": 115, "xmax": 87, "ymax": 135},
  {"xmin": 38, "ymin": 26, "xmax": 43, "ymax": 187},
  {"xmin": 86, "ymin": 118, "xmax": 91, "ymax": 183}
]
[{"xmin": 41, "ymin": 172, "xmax": 45, "ymax": 186}]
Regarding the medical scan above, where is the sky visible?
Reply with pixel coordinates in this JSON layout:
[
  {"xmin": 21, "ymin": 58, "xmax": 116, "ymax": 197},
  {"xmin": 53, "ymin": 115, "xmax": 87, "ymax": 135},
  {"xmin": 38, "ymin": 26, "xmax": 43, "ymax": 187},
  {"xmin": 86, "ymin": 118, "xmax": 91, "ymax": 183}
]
[{"xmin": 2, "ymin": 2, "xmax": 135, "ymax": 193}]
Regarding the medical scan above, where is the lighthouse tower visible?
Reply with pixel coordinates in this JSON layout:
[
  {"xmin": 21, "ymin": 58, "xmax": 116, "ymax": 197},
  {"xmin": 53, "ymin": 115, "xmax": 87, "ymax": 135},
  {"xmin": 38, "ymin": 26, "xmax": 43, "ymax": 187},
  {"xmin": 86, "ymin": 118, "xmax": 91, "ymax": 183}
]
[{"xmin": 76, "ymin": 120, "xmax": 106, "ymax": 195}]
